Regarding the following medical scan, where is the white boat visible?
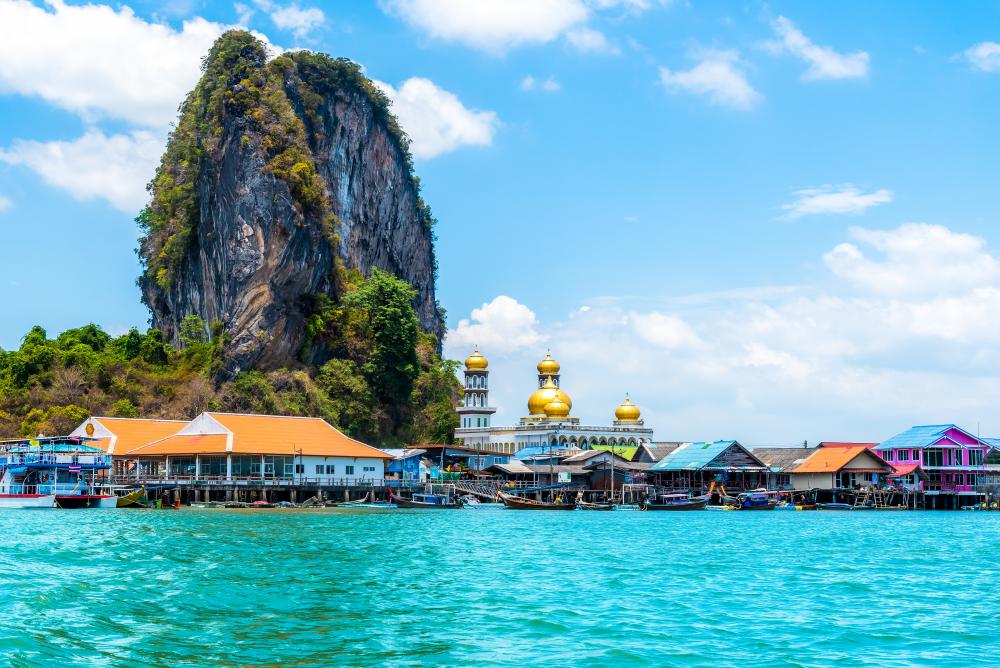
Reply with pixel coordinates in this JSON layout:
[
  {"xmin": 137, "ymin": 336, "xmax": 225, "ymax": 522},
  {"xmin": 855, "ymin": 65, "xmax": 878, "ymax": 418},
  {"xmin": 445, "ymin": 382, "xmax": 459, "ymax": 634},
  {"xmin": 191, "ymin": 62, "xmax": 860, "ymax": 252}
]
[{"xmin": 0, "ymin": 436, "xmax": 115, "ymax": 509}]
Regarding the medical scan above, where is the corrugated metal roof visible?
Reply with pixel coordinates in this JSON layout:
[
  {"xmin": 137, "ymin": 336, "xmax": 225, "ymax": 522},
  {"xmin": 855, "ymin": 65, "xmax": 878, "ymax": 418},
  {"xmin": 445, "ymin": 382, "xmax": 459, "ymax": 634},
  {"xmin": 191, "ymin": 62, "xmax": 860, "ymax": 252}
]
[
  {"xmin": 875, "ymin": 424, "xmax": 982, "ymax": 450},
  {"xmin": 649, "ymin": 441, "xmax": 739, "ymax": 472},
  {"xmin": 751, "ymin": 447, "xmax": 819, "ymax": 473}
]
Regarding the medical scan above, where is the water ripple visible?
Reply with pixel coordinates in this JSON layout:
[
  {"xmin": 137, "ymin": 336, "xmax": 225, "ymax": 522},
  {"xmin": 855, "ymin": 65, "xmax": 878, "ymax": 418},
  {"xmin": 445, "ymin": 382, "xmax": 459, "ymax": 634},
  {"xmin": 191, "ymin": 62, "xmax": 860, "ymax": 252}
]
[{"xmin": 0, "ymin": 509, "xmax": 999, "ymax": 665}]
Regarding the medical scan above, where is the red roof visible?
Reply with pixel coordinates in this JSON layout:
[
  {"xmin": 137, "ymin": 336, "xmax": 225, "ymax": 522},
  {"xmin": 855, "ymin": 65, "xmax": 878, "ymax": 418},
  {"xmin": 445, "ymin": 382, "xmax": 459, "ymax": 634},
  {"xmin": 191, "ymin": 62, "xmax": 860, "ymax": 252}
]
[{"xmin": 889, "ymin": 463, "xmax": 925, "ymax": 477}]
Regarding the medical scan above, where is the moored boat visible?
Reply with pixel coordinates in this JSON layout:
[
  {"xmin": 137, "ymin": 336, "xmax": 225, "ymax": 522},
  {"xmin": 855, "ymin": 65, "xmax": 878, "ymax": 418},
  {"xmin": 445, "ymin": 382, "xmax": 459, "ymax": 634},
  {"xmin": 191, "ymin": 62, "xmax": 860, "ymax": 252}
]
[
  {"xmin": 641, "ymin": 493, "xmax": 709, "ymax": 511},
  {"xmin": 390, "ymin": 489, "xmax": 462, "ymax": 509},
  {"xmin": 816, "ymin": 502, "xmax": 853, "ymax": 511},
  {"xmin": 736, "ymin": 490, "xmax": 777, "ymax": 510},
  {"xmin": 577, "ymin": 501, "xmax": 614, "ymax": 511},
  {"xmin": 0, "ymin": 436, "xmax": 114, "ymax": 509},
  {"xmin": 499, "ymin": 491, "xmax": 575, "ymax": 510}
]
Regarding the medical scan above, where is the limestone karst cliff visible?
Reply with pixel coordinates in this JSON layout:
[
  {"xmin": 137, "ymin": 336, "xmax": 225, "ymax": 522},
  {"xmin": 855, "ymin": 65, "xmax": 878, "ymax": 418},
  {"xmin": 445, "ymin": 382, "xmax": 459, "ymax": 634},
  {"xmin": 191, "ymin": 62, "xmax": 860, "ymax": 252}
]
[{"xmin": 138, "ymin": 31, "xmax": 442, "ymax": 377}]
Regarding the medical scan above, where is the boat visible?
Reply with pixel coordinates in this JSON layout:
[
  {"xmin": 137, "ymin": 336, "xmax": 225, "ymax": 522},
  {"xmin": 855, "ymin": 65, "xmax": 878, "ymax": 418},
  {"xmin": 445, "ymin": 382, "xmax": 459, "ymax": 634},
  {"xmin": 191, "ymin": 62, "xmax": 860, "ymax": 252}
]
[
  {"xmin": 498, "ymin": 491, "xmax": 575, "ymax": 510},
  {"xmin": 327, "ymin": 493, "xmax": 371, "ymax": 507},
  {"xmin": 816, "ymin": 502, "xmax": 853, "ymax": 511},
  {"xmin": 116, "ymin": 487, "xmax": 148, "ymax": 508},
  {"xmin": 577, "ymin": 501, "xmax": 614, "ymax": 510},
  {"xmin": 735, "ymin": 490, "xmax": 777, "ymax": 510},
  {"xmin": 390, "ymin": 489, "xmax": 462, "ymax": 509},
  {"xmin": 640, "ymin": 493, "xmax": 709, "ymax": 511},
  {"xmin": 0, "ymin": 436, "xmax": 115, "ymax": 509}
]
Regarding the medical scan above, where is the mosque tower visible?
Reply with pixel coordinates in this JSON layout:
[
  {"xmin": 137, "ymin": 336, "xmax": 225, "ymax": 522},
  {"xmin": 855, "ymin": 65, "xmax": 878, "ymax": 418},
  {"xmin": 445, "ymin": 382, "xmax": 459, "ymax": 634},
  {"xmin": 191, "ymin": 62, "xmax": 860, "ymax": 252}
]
[{"xmin": 457, "ymin": 348, "xmax": 496, "ymax": 430}]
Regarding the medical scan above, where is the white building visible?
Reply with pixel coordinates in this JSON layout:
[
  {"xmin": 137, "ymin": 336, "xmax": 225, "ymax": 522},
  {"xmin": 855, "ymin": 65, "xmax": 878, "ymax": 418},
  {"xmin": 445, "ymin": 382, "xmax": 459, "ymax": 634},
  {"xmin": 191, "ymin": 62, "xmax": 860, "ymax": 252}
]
[
  {"xmin": 71, "ymin": 412, "xmax": 392, "ymax": 482},
  {"xmin": 454, "ymin": 350, "xmax": 654, "ymax": 455}
]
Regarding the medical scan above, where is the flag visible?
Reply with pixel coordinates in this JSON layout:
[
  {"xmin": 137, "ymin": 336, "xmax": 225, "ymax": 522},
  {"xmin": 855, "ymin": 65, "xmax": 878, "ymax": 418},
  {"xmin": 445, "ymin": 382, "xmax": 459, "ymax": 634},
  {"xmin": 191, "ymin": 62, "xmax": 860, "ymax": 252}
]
[{"xmin": 68, "ymin": 466, "xmax": 81, "ymax": 473}]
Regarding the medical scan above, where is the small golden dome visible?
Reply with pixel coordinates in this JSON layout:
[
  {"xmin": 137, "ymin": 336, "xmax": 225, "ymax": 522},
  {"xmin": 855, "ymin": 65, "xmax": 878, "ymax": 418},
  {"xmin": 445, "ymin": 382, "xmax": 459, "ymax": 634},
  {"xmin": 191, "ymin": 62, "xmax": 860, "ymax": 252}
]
[
  {"xmin": 537, "ymin": 352, "xmax": 560, "ymax": 376},
  {"xmin": 465, "ymin": 347, "xmax": 488, "ymax": 370},
  {"xmin": 528, "ymin": 377, "xmax": 560, "ymax": 415},
  {"xmin": 544, "ymin": 398, "xmax": 570, "ymax": 418},
  {"xmin": 615, "ymin": 396, "xmax": 641, "ymax": 422}
]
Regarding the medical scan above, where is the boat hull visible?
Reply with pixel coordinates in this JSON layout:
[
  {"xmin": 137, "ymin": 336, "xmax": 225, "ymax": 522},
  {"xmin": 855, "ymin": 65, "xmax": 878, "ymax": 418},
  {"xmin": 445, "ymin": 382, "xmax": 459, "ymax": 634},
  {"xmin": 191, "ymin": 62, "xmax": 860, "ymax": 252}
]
[
  {"xmin": 499, "ymin": 493, "xmax": 575, "ymax": 510},
  {"xmin": 578, "ymin": 502, "xmax": 614, "ymax": 511},
  {"xmin": 0, "ymin": 494, "xmax": 55, "ymax": 509},
  {"xmin": 56, "ymin": 495, "xmax": 116, "ymax": 509},
  {"xmin": 393, "ymin": 497, "xmax": 461, "ymax": 509},
  {"xmin": 816, "ymin": 503, "xmax": 853, "ymax": 511},
  {"xmin": 641, "ymin": 497, "xmax": 709, "ymax": 511}
]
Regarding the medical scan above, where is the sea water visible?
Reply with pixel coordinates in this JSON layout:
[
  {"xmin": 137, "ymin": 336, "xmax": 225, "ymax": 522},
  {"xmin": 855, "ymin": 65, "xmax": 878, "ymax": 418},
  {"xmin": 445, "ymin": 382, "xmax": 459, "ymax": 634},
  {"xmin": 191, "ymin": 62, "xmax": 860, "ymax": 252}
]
[{"xmin": 0, "ymin": 508, "xmax": 997, "ymax": 667}]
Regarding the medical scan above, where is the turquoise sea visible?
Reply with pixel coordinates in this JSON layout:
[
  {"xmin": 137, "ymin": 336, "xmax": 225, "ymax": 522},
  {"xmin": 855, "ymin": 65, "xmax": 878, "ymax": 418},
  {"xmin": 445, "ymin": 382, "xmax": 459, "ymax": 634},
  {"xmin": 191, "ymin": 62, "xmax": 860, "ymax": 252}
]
[{"xmin": 1, "ymin": 508, "xmax": 998, "ymax": 667}]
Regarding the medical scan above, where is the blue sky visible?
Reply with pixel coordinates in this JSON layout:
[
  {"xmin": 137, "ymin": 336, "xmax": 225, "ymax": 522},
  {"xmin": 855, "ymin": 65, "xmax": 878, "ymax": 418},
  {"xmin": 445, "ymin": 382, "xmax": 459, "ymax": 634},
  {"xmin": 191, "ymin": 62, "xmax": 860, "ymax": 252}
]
[{"xmin": 2, "ymin": 0, "xmax": 1000, "ymax": 443}]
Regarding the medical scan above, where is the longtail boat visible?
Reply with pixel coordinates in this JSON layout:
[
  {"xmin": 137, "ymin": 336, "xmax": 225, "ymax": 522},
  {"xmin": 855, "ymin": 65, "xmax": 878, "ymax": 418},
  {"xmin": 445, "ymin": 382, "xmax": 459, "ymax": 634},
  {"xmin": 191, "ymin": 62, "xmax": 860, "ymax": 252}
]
[
  {"xmin": 390, "ymin": 489, "xmax": 461, "ymax": 509},
  {"xmin": 640, "ymin": 493, "xmax": 709, "ymax": 511},
  {"xmin": 499, "ymin": 491, "xmax": 575, "ymax": 510},
  {"xmin": 577, "ymin": 501, "xmax": 614, "ymax": 511},
  {"xmin": 116, "ymin": 487, "xmax": 148, "ymax": 508}
]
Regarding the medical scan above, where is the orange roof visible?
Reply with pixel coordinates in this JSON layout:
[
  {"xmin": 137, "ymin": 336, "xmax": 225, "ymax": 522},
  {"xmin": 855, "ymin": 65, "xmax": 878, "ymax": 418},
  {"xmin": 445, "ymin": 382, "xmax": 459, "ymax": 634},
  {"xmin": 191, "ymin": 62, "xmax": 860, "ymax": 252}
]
[
  {"xmin": 818, "ymin": 442, "xmax": 877, "ymax": 449},
  {"xmin": 206, "ymin": 413, "xmax": 392, "ymax": 458},
  {"xmin": 793, "ymin": 446, "xmax": 891, "ymax": 474},
  {"xmin": 122, "ymin": 434, "xmax": 229, "ymax": 456},
  {"xmin": 92, "ymin": 417, "xmax": 186, "ymax": 453}
]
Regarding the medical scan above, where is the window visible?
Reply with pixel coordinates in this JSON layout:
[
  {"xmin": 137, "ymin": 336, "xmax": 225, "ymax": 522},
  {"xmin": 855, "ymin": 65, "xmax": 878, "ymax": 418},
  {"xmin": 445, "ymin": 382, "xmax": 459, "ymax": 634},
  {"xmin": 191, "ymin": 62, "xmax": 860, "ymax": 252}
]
[
  {"xmin": 776, "ymin": 474, "xmax": 790, "ymax": 488},
  {"xmin": 294, "ymin": 464, "xmax": 304, "ymax": 474},
  {"xmin": 345, "ymin": 465, "xmax": 355, "ymax": 475},
  {"xmin": 363, "ymin": 465, "xmax": 376, "ymax": 473},
  {"xmin": 315, "ymin": 464, "xmax": 324, "ymax": 475},
  {"xmin": 326, "ymin": 465, "xmax": 336, "ymax": 475},
  {"xmin": 924, "ymin": 449, "xmax": 944, "ymax": 467},
  {"xmin": 969, "ymin": 450, "xmax": 984, "ymax": 466}
]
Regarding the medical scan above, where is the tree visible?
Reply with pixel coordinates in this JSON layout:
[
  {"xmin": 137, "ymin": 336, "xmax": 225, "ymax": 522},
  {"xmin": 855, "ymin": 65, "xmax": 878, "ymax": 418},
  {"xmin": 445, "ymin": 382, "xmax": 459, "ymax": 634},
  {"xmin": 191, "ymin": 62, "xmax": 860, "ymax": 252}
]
[
  {"xmin": 343, "ymin": 269, "xmax": 420, "ymax": 408},
  {"xmin": 140, "ymin": 329, "xmax": 170, "ymax": 365},
  {"xmin": 178, "ymin": 315, "xmax": 208, "ymax": 348}
]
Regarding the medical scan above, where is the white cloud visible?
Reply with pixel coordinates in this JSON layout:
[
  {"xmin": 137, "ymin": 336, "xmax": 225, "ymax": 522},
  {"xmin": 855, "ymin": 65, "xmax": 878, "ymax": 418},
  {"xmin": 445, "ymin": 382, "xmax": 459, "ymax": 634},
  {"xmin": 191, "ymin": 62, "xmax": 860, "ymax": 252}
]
[
  {"xmin": 659, "ymin": 50, "xmax": 761, "ymax": 110},
  {"xmin": 448, "ymin": 296, "xmax": 546, "ymax": 353},
  {"xmin": 781, "ymin": 185, "xmax": 893, "ymax": 220},
  {"xmin": 0, "ymin": 0, "xmax": 275, "ymax": 128},
  {"xmin": 0, "ymin": 129, "xmax": 164, "ymax": 213},
  {"xmin": 0, "ymin": 195, "xmax": 11, "ymax": 213},
  {"xmin": 374, "ymin": 77, "xmax": 499, "ymax": 159},
  {"xmin": 381, "ymin": 0, "xmax": 642, "ymax": 54},
  {"xmin": 381, "ymin": 0, "xmax": 588, "ymax": 53},
  {"xmin": 446, "ymin": 223, "xmax": 1000, "ymax": 441},
  {"xmin": 520, "ymin": 75, "xmax": 562, "ymax": 92},
  {"xmin": 629, "ymin": 312, "xmax": 701, "ymax": 349},
  {"xmin": 767, "ymin": 16, "xmax": 869, "ymax": 80},
  {"xmin": 963, "ymin": 41, "xmax": 1000, "ymax": 72},
  {"xmin": 253, "ymin": 0, "xmax": 324, "ymax": 39},
  {"xmin": 566, "ymin": 27, "xmax": 618, "ymax": 54},
  {"xmin": 824, "ymin": 223, "xmax": 999, "ymax": 298}
]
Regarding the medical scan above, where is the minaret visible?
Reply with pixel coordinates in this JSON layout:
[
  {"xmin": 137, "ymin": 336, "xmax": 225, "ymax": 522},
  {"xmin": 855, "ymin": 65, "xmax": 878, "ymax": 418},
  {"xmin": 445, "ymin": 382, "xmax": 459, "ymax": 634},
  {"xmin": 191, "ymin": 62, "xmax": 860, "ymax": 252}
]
[{"xmin": 457, "ymin": 347, "xmax": 496, "ymax": 431}]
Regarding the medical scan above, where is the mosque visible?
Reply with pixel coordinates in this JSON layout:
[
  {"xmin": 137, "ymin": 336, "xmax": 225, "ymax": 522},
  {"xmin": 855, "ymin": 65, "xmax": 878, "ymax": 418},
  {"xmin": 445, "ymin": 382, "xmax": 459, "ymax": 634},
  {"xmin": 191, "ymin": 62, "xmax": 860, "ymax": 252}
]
[{"xmin": 454, "ymin": 348, "xmax": 655, "ymax": 455}]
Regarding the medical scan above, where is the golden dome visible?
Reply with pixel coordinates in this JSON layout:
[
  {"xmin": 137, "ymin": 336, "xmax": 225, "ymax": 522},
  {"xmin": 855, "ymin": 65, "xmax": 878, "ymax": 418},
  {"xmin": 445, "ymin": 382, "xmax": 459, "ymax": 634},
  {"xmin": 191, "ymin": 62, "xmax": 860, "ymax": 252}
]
[
  {"xmin": 544, "ymin": 398, "xmax": 570, "ymax": 418},
  {"xmin": 615, "ymin": 396, "xmax": 641, "ymax": 422},
  {"xmin": 537, "ymin": 352, "xmax": 560, "ymax": 376},
  {"xmin": 528, "ymin": 377, "xmax": 558, "ymax": 414},
  {"xmin": 528, "ymin": 377, "xmax": 573, "ymax": 415},
  {"xmin": 465, "ymin": 347, "xmax": 488, "ymax": 370}
]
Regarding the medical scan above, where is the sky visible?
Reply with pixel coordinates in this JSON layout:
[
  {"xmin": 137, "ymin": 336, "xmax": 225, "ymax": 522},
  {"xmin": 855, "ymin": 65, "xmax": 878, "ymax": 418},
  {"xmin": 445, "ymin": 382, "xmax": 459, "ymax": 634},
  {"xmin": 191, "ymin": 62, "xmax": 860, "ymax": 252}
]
[{"xmin": 2, "ymin": 0, "xmax": 1000, "ymax": 444}]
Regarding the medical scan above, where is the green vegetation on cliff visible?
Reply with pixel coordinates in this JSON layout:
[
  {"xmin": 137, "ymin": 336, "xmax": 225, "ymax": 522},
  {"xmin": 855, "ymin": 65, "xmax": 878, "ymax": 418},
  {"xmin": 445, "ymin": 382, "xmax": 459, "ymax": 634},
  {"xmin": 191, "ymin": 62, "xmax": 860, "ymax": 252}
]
[
  {"xmin": 138, "ymin": 30, "xmax": 436, "ymax": 293},
  {"xmin": 0, "ymin": 272, "xmax": 459, "ymax": 446}
]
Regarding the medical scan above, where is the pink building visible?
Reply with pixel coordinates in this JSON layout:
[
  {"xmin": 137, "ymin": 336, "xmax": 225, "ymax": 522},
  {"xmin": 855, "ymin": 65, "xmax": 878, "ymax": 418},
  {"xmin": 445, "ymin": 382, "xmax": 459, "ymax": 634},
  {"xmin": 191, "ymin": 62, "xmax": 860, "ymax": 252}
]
[{"xmin": 874, "ymin": 424, "xmax": 992, "ymax": 495}]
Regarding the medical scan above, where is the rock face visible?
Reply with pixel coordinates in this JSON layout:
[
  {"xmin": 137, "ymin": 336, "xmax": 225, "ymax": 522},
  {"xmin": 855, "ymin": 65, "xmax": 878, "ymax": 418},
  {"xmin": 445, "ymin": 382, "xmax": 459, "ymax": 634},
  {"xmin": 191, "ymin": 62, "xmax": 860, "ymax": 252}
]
[{"xmin": 139, "ymin": 32, "xmax": 441, "ymax": 376}]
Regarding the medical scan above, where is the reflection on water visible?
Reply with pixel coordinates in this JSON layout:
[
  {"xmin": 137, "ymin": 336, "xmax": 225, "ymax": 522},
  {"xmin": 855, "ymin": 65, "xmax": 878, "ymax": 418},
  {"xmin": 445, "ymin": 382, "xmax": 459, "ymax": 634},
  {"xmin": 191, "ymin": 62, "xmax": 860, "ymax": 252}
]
[{"xmin": 0, "ymin": 508, "xmax": 997, "ymax": 666}]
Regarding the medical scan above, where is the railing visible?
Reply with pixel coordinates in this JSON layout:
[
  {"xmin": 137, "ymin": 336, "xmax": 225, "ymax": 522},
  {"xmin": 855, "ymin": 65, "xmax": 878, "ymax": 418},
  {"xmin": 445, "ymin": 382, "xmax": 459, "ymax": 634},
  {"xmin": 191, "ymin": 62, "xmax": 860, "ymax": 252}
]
[
  {"xmin": 0, "ymin": 454, "xmax": 111, "ymax": 467},
  {"xmin": 110, "ymin": 475, "xmax": 436, "ymax": 488}
]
